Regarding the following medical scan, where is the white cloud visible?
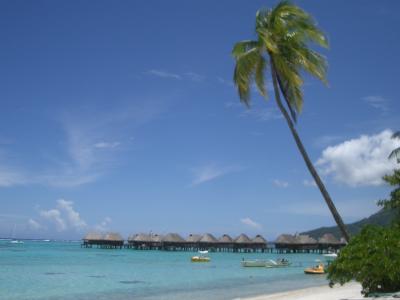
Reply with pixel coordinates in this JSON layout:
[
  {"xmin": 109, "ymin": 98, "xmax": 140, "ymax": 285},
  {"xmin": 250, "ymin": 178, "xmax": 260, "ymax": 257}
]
[
  {"xmin": 28, "ymin": 219, "xmax": 43, "ymax": 230},
  {"xmin": 93, "ymin": 141, "xmax": 120, "ymax": 149},
  {"xmin": 363, "ymin": 95, "xmax": 388, "ymax": 112},
  {"xmin": 57, "ymin": 199, "xmax": 87, "ymax": 229},
  {"xmin": 146, "ymin": 70, "xmax": 182, "ymax": 80},
  {"xmin": 317, "ymin": 130, "xmax": 400, "ymax": 186},
  {"xmin": 273, "ymin": 179, "xmax": 289, "ymax": 188},
  {"xmin": 191, "ymin": 164, "xmax": 238, "ymax": 186},
  {"xmin": 240, "ymin": 217, "xmax": 262, "ymax": 229},
  {"xmin": 40, "ymin": 199, "xmax": 86, "ymax": 232},
  {"xmin": 303, "ymin": 179, "xmax": 317, "ymax": 187},
  {"xmin": 40, "ymin": 209, "xmax": 66, "ymax": 231}
]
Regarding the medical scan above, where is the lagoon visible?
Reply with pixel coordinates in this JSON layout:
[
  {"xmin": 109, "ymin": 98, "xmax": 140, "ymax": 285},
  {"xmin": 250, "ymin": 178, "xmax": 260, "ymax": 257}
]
[{"xmin": 0, "ymin": 240, "xmax": 329, "ymax": 300}]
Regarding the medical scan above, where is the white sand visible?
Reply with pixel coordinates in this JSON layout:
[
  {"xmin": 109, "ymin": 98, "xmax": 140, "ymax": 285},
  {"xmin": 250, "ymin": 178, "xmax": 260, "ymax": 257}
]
[{"xmin": 238, "ymin": 282, "xmax": 363, "ymax": 300}]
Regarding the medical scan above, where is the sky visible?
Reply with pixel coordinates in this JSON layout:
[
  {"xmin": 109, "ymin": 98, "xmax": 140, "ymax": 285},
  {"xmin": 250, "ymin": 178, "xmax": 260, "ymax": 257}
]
[{"xmin": 0, "ymin": 0, "xmax": 399, "ymax": 241}]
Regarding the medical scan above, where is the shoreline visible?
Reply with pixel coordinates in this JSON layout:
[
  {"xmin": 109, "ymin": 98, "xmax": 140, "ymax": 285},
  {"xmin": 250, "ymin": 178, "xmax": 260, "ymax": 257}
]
[{"xmin": 239, "ymin": 282, "xmax": 362, "ymax": 300}]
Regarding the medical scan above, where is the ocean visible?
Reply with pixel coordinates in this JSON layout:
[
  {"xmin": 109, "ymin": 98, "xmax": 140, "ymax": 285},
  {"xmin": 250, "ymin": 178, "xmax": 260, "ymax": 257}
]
[{"xmin": 0, "ymin": 240, "xmax": 329, "ymax": 300}]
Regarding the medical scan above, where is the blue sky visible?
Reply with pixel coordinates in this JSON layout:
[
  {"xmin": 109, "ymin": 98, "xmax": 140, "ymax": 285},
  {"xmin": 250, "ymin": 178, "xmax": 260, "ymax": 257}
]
[{"xmin": 0, "ymin": 0, "xmax": 399, "ymax": 240}]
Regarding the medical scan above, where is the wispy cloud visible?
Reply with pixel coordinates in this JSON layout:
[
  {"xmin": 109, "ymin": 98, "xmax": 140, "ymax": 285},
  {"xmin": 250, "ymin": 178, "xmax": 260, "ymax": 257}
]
[
  {"xmin": 317, "ymin": 129, "xmax": 400, "ymax": 186},
  {"xmin": 217, "ymin": 77, "xmax": 234, "ymax": 87},
  {"xmin": 146, "ymin": 69, "xmax": 182, "ymax": 80},
  {"xmin": 184, "ymin": 72, "xmax": 205, "ymax": 82},
  {"xmin": 303, "ymin": 179, "xmax": 317, "ymax": 187},
  {"xmin": 273, "ymin": 179, "xmax": 289, "ymax": 188},
  {"xmin": 190, "ymin": 164, "xmax": 239, "ymax": 186},
  {"xmin": 362, "ymin": 95, "xmax": 389, "ymax": 112},
  {"xmin": 146, "ymin": 69, "xmax": 205, "ymax": 82},
  {"xmin": 0, "ymin": 101, "xmax": 165, "ymax": 188},
  {"xmin": 240, "ymin": 107, "xmax": 282, "ymax": 122},
  {"xmin": 240, "ymin": 217, "xmax": 262, "ymax": 230},
  {"xmin": 93, "ymin": 141, "xmax": 121, "ymax": 149}
]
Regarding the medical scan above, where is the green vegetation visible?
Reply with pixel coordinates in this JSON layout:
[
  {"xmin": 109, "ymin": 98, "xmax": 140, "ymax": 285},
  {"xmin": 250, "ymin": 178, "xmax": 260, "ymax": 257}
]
[
  {"xmin": 232, "ymin": 0, "xmax": 349, "ymax": 241},
  {"xmin": 301, "ymin": 209, "xmax": 397, "ymax": 240},
  {"xmin": 327, "ymin": 134, "xmax": 400, "ymax": 295},
  {"xmin": 327, "ymin": 225, "xmax": 400, "ymax": 296}
]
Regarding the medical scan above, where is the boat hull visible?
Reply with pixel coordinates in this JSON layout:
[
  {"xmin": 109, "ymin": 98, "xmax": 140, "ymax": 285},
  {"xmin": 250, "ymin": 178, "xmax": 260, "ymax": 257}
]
[{"xmin": 191, "ymin": 256, "xmax": 210, "ymax": 262}]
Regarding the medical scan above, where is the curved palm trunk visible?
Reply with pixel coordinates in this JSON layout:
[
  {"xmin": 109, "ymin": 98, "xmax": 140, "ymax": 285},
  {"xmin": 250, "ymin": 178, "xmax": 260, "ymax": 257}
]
[{"xmin": 270, "ymin": 60, "xmax": 350, "ymax": 242}]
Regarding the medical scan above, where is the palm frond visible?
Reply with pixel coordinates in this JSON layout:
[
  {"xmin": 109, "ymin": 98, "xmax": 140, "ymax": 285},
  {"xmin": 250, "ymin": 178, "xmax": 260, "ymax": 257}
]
[
  {"xmin": 233, "ymin": 44, "xmax": 263, "ymax": 106},
  {"xmin": 389, "ymin": 148, "xmax": 400, "ymax": 161}
]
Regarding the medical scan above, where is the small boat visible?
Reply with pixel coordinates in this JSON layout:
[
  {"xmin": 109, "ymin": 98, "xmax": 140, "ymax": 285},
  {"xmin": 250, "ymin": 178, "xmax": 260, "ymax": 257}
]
[
  {"xmin": 241, "ymin": 259, "xmax": 268, "ymax": 267},
  {"xmin": 304, "ymin": 263, "xmax": 325, "ymax": 274},
  {"xmin": 10, "ymin": 240, "xmax": 24, "ymax": 244},
  {"xmin": 265, "ymin": 259, "xmax": 291, "ymax": 268},
  {"xmin": 191, "ymin": 250, "xmax": 210, "ymax": 262},
  {"xmin": 241, "ymin": 259, "xmax": 291, "ymax": 268}
]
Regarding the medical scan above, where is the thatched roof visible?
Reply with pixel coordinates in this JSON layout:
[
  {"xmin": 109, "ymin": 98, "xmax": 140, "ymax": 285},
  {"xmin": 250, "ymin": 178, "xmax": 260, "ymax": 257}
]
[
  {"xmin": 83, "ymin": 232, "xmax": 103, "ymax": 241},
  {"xmin": 295, "ymin": 234, "xmax": 317, "ymax": 244},
  {"xmin": 162, "ymin": 233, "xmax": 186, "ymax": 243},
  {"xmin": 199, "ymin": 233, "xmax": 218, "ymax": 243},
  {"xmin": 234, "ymin": 233, "xmax": 252, "ymax": 244},
  {"xmin": 129, "ymin": 233, "xmax": 151, "ymax": 242},
  {"xmin": 218, "ymin": 234, "xmax": 233, "ymax": 243},
  {"xmin": 186, "ymin": 234, "xmax": 202, "ymax": 243},
  {"xmin": 275, "ymin": 234, "xmax": 296, "ymax": 244},
  {"xmin": 252, "ymin": 234, "xmax": 267, "ymax": 244},
  {"xmin": 318, "ymin": 233, "xmax": 340, "ymax": 244},
  {"xmin": 104, "ymin": 232, "xmax": 124, "ymax": 242},
  {"xmin": 150, "ymin": 234, "xmax": 163, "ymax": 242}
]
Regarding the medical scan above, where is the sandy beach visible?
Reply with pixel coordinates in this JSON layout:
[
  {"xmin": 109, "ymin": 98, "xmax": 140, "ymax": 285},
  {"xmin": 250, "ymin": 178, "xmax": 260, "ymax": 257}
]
[{"xmin": 240, "ymin": 282, "xmax": 362, "ymax": 300}]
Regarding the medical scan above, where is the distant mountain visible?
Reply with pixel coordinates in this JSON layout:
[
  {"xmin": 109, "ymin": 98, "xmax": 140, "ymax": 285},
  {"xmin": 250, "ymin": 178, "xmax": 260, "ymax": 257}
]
[{"xmin": 301, "ymin": 209, "xmax": 397, "ymax": 240}]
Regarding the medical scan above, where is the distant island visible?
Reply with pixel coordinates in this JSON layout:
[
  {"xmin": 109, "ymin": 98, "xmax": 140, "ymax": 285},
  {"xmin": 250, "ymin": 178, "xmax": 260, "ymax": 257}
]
[{"xmin": 302, "ymin": 209, "xmax": 396, "ymax": 239}]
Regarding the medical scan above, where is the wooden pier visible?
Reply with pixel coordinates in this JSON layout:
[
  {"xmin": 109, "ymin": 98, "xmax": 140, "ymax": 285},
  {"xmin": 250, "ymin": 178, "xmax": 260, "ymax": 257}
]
[{"xmin": 82, "ymin": 232, "xmax": 345, "ymax": 253}]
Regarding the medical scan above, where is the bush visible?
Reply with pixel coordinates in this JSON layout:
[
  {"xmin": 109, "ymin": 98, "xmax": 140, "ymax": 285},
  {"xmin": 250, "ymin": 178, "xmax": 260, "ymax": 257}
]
[{"xmin": 327, "ymin": 225, "xmax": 400, "ymax": 296}]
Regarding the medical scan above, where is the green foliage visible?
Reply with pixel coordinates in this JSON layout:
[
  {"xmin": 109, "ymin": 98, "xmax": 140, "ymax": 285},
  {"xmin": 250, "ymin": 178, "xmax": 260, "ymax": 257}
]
[
  {"xmin": 378, "ymin": 169, "xmax": 400, "ymax": 214},
  {"xmin": 327, "ymin": 225, "xmax": 400, "ymax": 296},
  {"xmin": 232, "ymin": 0, "xmax": 328, "ymax": 122}
]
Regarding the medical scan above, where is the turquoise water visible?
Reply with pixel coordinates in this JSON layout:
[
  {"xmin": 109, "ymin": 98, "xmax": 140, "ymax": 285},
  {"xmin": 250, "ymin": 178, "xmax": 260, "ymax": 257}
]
[{"xmin": 0, "ymin": 241, "xmax": 329, "ymax": 300}]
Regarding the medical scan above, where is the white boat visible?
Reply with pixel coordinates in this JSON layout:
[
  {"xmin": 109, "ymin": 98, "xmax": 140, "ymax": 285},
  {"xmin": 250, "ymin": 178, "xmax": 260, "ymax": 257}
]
[
  {"xmin": 191, "ymin": 250, "xmax": 211, "ymax": 262},
  {"xmin": 241, "ymin": 259, "xmax": 291, "ymax": 268},
  {"xmin": 241, "ymin": 259, "xmax": 268, "ymax": 267},
  {"xmin": 10, "ymin": 240, "xmax": 24, "ymax": 244},
  {"xmin": 323, "ymin": 253, "xmax": 338, "ymax": 258},
  {"xmin": 9, "ymin": 225, "xmax": 24, "ymax": 244},
  {"xmin": 265, "ymin": 259, "xmax": 291, "ymax": 268}
]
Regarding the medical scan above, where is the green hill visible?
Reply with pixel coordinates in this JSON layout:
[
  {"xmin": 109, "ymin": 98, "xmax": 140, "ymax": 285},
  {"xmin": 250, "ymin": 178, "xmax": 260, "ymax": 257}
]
[{"xmin": 301, "ymin": 209, "xmax": 397, "ymax": 240}]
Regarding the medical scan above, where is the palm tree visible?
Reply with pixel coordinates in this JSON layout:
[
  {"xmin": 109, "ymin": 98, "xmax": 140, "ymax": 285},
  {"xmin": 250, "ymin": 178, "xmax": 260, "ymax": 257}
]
[
  {"xmin": 232, "ymin": 1, "xmax": 350, "ymax": 241},
  {"xmin": 389, "ymin": 131, "xmax": 400, "ymax": 163}
]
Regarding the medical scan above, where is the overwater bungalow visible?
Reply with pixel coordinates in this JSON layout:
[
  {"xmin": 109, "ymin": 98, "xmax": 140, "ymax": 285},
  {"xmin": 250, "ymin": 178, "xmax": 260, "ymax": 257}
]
[
  {"xmin": 82, "ymin": 232, "xmax": 123, "ymax": 249},
  {"xmin": 275, "ymin": 233, "xmax": 345, "ymax": 253},
  {"xmin": 186, "ymin": 234, "xmax": 202, "ymax": 251},
  {"xmin": 218, "ymin": 234, "xmax": 234, "ymax": 252},
  {"xmin": 251, "ymin": 234, "xmax": 268, "ymax": 252},
  {"xmin": 198, "ymin": 233, "xmax": 219, "ymax": 251},
  {"xmin": 233, "ymin": 233, "xmax": 253, "ymax": 252},
  {"xmin": 127, "ymin": 233, "xmax": 151, "ymax": 249},
  {"xmin": 161, "ymin": 233, "xmax": 186, "ymax": 251},
  {"xmin": 318, "ymin": 233, "xmax": 344, "ymax": 253}
]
